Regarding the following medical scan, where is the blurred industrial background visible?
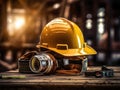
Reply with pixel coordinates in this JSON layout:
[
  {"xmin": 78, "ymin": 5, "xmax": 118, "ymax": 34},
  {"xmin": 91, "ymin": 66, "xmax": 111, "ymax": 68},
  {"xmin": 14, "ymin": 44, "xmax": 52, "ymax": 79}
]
[{"xmin": 0, "ymin": 0, "xmax": 120, "ymax": 72}]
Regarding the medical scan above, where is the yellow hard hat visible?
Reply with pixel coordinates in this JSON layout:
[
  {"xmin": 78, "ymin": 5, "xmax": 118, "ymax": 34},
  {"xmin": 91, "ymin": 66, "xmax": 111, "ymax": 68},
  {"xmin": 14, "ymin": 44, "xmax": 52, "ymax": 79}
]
[{"xmin": 36, "ymin": 18, "xmax": 97, "ymax": 57}]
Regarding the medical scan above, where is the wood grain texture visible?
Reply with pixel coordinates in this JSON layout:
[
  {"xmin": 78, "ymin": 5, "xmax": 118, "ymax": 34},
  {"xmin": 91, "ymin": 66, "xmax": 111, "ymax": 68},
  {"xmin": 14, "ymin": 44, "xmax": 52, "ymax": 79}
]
[{"xmin": 0, "ymin": 67, "xmax": 120, "ymax": 87}]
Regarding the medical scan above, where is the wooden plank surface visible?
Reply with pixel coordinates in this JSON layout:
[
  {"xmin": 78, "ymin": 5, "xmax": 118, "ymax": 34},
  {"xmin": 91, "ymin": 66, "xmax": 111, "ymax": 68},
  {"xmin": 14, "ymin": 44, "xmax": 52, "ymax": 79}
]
[{"xmin": 0, "ymin": 66, "xmax": 120, "ymax": 86}]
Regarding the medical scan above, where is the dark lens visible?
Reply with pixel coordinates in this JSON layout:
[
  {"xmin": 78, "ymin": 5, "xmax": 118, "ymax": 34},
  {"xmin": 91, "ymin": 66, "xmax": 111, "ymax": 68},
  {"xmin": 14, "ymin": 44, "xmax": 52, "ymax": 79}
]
[
  {"xmin": 34, "ymin": 58, "xmax": 40, "ymax": 71},
  {"xmin": 30, "ymin": 55, "xmax": 51, "ymax": 73},
  {"xmin": 31, "ymin": 57, "xmax": 40, "ymax": 71}
]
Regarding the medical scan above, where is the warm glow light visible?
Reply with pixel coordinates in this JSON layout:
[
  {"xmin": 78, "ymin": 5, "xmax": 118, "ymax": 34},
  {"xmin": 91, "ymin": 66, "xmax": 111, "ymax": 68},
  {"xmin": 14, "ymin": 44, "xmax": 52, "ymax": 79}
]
[
  {"xmin": 97, "ymin": 12, "xmax": 105, "ymax": 17},
  {"xmin": 86, "ymin": 19, "xmax": 92, "ymax": 29},
  {"xmin": 87, "ymin": 40, "xmax": 92, "ymax": 45},
  {"xmin": 7, "ymin": 9, "xmax": 26, "ymax": 36},
  {"xmin": 97, "ymin": 18, "xmax": 105, "ymax": 22},
  {"xmin": 98, "ymin": 23, "xmax": 104, "ymax": 34},
  {"xmin": 14, "ymin": 16, "xmax": 25, "ymax": 30},
  {"xmin": 97, "ymin": 8, "xmax": 105, "ymax": 17},
  {"xmin": 7, "ymin": 16, "xmax": 25, "ymax": 36},
  {"xmin": 53, "ymin": 3, "xmax": 60, "ymax": 9}
]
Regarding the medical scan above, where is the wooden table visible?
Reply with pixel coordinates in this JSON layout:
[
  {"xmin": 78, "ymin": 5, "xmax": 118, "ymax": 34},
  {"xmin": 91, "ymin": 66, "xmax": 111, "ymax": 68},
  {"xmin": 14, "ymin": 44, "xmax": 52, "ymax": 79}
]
[{"xmin": 0, "ymin": 67, "xmax": 120, "ymax": 90}]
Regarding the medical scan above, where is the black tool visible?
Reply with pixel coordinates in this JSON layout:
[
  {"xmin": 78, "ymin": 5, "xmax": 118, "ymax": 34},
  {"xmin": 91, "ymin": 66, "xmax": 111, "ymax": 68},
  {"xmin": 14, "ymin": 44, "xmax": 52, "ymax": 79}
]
[
  {"xmin": 101, "ymin": 65, "xmax": 114, "ymax": 77},
  {"xmin": 84, "ymin": 66, "xmax": 114, "ymax": 78},
  {"xmin": 84, "ymin": 71, "xmax": 103, "ymax": 78}
]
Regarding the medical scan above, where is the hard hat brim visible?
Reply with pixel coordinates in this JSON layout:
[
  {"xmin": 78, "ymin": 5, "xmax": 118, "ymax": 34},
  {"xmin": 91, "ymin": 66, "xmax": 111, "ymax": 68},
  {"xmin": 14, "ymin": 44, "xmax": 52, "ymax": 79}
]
[{"xmin": 36, "ymin": 45, "xmax": 97, "ymax": 57}]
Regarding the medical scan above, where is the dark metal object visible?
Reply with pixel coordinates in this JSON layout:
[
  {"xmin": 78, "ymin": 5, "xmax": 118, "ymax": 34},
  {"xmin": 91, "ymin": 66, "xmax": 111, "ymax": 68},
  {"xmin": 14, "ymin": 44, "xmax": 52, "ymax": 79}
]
[
  {"xmin": 84, "ymin": 71, "xmax": 103, "ymax": 78},
  {"xmin": 102, "ymin": 65, "xmax": 114, "ymax": 77},
  {"xmin": 85, "ymin": 66, "xmax": 114, "ymax": 78},
  {"xmin": 84, "ymin": 71, "xmax": 96, "ymax": 77}
]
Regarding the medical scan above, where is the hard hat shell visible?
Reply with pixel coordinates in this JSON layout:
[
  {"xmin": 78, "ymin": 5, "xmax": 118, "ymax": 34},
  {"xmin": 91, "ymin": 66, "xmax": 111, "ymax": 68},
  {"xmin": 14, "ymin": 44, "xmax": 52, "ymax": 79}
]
[{"xmin": 36, "ymin": 18, "xmax": 97, "ymax": 57}]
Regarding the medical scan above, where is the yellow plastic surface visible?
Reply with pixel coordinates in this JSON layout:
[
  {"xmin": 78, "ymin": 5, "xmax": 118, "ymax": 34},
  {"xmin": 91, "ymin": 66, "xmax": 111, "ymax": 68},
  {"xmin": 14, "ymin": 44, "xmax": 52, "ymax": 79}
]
[{"xmin": 37, "ymin": 18, "xmax": 97, "ymax": 56}]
